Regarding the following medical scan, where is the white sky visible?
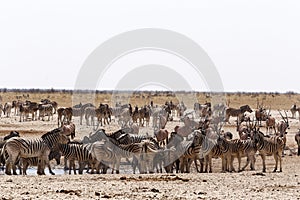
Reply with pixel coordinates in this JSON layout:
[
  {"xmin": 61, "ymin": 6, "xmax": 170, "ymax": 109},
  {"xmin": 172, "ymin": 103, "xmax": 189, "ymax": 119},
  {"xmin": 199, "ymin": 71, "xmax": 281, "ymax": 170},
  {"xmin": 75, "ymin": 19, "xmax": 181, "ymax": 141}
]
[{"xmin": 0, "ymin": 0, "xmax": 299, "ymax": 92}]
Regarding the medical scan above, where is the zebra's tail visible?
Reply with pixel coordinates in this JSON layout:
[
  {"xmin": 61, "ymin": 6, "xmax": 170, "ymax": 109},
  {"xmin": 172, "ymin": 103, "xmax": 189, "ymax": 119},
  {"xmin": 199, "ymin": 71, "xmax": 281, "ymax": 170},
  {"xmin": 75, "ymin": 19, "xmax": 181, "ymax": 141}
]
[{"xmin": 0, "ymin": 143, "xmax": 7, "ymax": 166}]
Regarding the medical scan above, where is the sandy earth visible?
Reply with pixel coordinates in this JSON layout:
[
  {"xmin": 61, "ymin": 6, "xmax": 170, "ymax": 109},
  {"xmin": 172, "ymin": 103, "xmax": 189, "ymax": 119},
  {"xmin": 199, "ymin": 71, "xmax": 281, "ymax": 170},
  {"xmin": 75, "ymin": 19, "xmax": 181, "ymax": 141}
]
[{"xmin": 0, "ymin": 110, "xmax": 300, "ymax": 199}]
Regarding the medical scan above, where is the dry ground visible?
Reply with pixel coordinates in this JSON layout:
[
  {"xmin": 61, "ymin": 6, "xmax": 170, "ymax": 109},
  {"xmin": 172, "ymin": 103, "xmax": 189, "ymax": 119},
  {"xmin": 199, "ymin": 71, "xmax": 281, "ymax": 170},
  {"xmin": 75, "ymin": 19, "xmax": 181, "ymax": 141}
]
[{"xmin": 0, "ymin": 91, "xmax": 300, "ymax": 199}]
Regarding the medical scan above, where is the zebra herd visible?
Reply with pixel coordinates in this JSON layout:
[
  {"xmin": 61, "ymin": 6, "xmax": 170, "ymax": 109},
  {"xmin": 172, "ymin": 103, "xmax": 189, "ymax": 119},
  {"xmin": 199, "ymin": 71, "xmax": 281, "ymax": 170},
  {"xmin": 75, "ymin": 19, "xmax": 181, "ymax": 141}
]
[
  {"xmin": 0, "ymin": 99, "xmax": 58, "ymax": 122},
  {"xmin": 0, "ymin": 122, "xmax": 290, "ymax": 175},
  {"xmin": 0, "ymin": 99, "xmax": 299, "ymax": 176}
]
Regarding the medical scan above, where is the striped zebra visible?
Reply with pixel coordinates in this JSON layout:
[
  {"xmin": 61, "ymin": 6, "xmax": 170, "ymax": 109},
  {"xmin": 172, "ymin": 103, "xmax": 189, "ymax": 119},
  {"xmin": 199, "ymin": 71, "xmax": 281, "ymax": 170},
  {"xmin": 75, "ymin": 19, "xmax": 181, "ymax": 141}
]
[
  {"xmin": 117, "ymin": 133, "xmax": 159, "ymax": 148},
  {"xmin": 3, "ymin": 102, "xmax": 12, "ymax": 118},
  {"xmin": 38, "ymin": 103, "xmax": 54, "ymax": 121},
  {"xmin": 57, "ymin": 143, "xmax": 97, "ymax": 175},
  {"xmin": 201, "ymin": 134, "xmax": 224, "ymax": 173},
  {"xmin": 57, "ymin": 107, "xmax": 73, "ymax": 127},
  {"xmin": 240, "ymin": 138, "xmax": 257, "ymax": 171},
  {"xmin": 21, "ymin": 150, "xmax": 61, "ymax": 175},
  {"xmin": 2, "ymin": 125, "xmax": 73, "ymax": 175},
  {"xmin": 84, "ymin": 106, "xmax": 96, "ymax": 126},
  {"xmin": 0, "ymin": 103, "xmax": 3, "ymax": 117},
  {"xmin": 295, "ymin": 130, "xmax": 300, "ymax": 156},
  {"xmin": 185, "ymin": 130, "xmax": 204, "ymax": 173},
  {"xmin": 139, "ymin": 139, "xmax": 161, "ymax": 174},
  {"xmin": 172, "ymin": 130, "xmax": 204, "ymax": 173},
  {"xmin": 12, "ymin": 100, "xmax": 20, "ymax": 116},
  {"xmin": 57, "ymin": 107, "xmax": 65, "ymax": 127},
  {"xmin": 91, "ymin": 137, "xmax": 143, "ymax": 174},
  {"xmin": 253, "ymin": 130, "xmax": 284, "ymax": 172},
  {"xmin": 107, "ymin": 137, "xmax": 144, "ymax": 174},
  {"xmin": 217, "ymin": 137, "xmax": 244, "ymax": 172}
]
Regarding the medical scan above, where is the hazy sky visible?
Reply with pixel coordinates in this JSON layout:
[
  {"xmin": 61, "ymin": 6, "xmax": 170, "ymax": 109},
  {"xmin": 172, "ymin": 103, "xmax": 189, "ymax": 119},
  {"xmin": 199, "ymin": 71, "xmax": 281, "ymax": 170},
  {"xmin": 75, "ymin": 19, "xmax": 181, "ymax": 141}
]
[{"xmin": 0, "ymin": 1, "xmax": 299, "ymax": 92}]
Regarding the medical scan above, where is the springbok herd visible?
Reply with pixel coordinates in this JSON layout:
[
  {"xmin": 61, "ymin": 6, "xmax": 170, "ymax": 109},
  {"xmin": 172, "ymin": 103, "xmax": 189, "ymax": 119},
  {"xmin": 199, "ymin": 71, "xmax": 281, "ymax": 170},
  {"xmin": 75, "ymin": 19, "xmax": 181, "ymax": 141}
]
[{"xmin": 0, "ymin": 98, "xmax": 300, "ymax": 176}]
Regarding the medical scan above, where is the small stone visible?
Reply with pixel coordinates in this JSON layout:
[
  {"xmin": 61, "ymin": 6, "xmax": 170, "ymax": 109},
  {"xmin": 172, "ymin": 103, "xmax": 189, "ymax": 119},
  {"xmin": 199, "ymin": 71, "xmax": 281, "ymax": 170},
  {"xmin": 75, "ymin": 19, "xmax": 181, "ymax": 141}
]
[
  {"xmin": 151, "ymin": 188, "xmax": 160, "ymax": 193},
  {"xmin": 95, "ymin": 192, "xmax": 101, "ymax": 196}
]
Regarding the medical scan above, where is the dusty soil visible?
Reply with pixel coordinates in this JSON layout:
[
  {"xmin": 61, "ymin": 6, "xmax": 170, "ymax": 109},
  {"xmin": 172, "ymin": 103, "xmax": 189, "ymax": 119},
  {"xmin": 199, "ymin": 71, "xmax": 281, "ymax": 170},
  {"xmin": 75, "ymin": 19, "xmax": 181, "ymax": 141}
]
[{"xmin": 0, "ymin": 93, "xmax": 300, "ymax": 199}]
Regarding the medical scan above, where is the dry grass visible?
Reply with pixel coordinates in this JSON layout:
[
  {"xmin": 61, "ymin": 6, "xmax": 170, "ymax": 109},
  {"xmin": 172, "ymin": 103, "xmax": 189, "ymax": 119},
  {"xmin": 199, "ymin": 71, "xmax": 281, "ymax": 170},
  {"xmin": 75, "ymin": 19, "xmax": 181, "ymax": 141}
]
[{"xmin": 0, "ymin": 90, "xmax": 299, "ymax": 110}]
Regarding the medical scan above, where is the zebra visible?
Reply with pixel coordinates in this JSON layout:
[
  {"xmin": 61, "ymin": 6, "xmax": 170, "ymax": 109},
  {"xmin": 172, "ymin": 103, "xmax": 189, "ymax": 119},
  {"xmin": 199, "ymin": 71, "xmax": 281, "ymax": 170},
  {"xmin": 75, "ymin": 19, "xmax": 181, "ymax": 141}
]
[
  {"xmin": 21, "ymin": 150, "xmax": 61, "ymax": 175},
  {"xmin": 3, "ymin": 102, "xmax": 12, "ymax": 118},
  {"xmin": 38, "ymin": 103, "xmax": 54, "ymax": 121},
  {"xmin": 57, "ymin": 107, "xmax": 73, "ymax": 127},
  {"xmin": 57, "ymin": 143, "xmax": 97, "ymax": 175},
  {"xmin": 290, "ymin": 104, "xmax": 298, "ymax": 119},
  {"xmin": 201, "ymin": 134, "xmax": 224, "ymax": 173},
  {"xmin": 0, "ymin": 131, "xmax": 20, "ymax": 169},
  {"xmin": 225, "ymin": 105, "xmax": 253, "ymax": 123},
  {"xmin": 2, "ymin": 124, "xmax": 73, "ymax": 175},
  {"xmin": 84, "ymin": 106, "xmax": 96, "ymax": 126},
  {"xmin": 95, "ymin": 104, "xmax": 110, "ymax": 128},
  {"xmin": 57, "ymin": 107, "xmax": 65, "ymax": 127},
  {"xmin": 139, "ymin": 139, "xmax": 161, "ymax": 174},
  {"xmin": 295, "ymin": 130, "xmax": 300, "ymax": 156},
  {"xmin": 0, "ymin": 103, "xmax": 3, "ymax": 117},
  {"xmin": 176, "ymin": 130, "xmax": 204, "ymax": 173},
  {"xmin": 240, "ymin": 138, "xmax": 257, "ymax": 171},
  {"xmin": 103, "ymin": 137, "xmax": 144, "ymax": 174},
  {"xmin": 19, "ymin": 101, "xmax": 39, "ymax": 122},
  {"xmin": 12, "ymin": 100, "xmax": 22, "ymax": 116},
  {"xmin": 253, "ymin": 130, "xmax": 284, "ymax": 172},
  {"xmin": 117, "ymin": 133, "xmax": 159, "ymax": 148},
  {"xmin": 41, "ymin": 99, "xmax": 58, "ymax": 114},
  {"xmin": 217, "ymin": 137, "xmax": 244, "ymax": 172},
  {"xmin": 71, "ymin": 103, "xmax": 93, "ymax": 125}
]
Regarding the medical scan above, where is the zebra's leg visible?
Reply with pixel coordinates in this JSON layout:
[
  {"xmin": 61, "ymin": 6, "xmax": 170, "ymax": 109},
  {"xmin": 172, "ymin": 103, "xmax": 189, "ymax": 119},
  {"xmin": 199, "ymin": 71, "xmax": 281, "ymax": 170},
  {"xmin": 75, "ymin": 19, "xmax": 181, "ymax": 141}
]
[
  {"xmin": 261, "ymin": 154, "xmax": 266, "ymax": 173},
  {"xmin": 22, "ymin": 160, "xmax": 29, "ymax": 175},
  {"xmin": 79, "ymin": 161, "xmax": 85, "ymax": 175},
  {"xmin": 237, "ymin": 155, "xmax": 242, "ymax": 172},
  {"xmin": 242, "ymin": 155, "xmax": 250, "ymax": 171},
  {"xmin": 252, "ymin": 155, "xmax": 256, "ymax": 170},
  {"xmin": 68, "ymin": 160, "xmax": 72, "ymax": 175},
  {"xmin": 5, "ymin": 158, "xmax": 12, "ymax": 175},
  {"xmin": 230, "ymin": 155, "xmax": 236, "ymax": 172},
  {"xmin": 273, "ymin": 152, "xmax": 278, "ymax": 172},
  {"xmin": 199, "ymin": 158, "xmax": 204, "ymax": 173},
  {"xmin": 116, "ymin": 158, "xmax": 121, "ymax": 174},
  {"xmin": 47, "ymin": 163, "xmax": 55, "ymax": 175},
  {"xmin": 179, "ymin": 157, "xmax": 184, "ymax": 173},
  {"xmin": 38, "ymin": 156, "xmax": 47, "ymax": 175},
  {"xmin": 208, "ymin": 156, "xmax": 213, "ymax": 173},
  {"xmin": 72, "ymin": 160, "xmax": 77, "ymax": 175},
  {"xmin": 221, "ymin": 156, "xmax": 226, "ymax": 173},
  {"xmin": 149, "ymin": 159, "xmax": 155, "ymax": 174},
  {"xmin": 6, "ymin": 154, "xmax": 18, "ymax": 175},
  {"xmin": 203, "ymin": 156, "xmax": 208, "ymax": 173},
  {"xmin": 278, "ymin": 151, "xmax": 282, "ymax": 172},
  {"xmin": 175, "ymin": 159, "xmax": 180, "ymax": 173}
]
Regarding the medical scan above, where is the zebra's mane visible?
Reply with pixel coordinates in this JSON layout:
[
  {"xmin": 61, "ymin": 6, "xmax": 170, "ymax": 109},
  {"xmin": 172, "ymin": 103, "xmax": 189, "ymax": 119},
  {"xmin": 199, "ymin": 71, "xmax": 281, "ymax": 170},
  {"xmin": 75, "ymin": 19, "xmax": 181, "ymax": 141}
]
[
  {"xmin": 107, "ymin": 129, "xmax": 125, "ymax": 137},
  {"xmin": 41, "ymin": 127, "xmax": 62, "ymax": 139}
]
